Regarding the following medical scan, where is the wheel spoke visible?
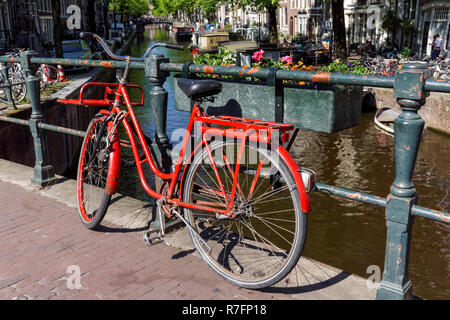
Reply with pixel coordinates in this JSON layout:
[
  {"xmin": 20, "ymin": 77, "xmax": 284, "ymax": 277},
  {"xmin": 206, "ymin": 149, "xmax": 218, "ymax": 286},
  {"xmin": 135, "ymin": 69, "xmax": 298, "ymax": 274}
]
[{"xmin": 184, "ymin": 141, "xmax": 305, "ymax": 289}]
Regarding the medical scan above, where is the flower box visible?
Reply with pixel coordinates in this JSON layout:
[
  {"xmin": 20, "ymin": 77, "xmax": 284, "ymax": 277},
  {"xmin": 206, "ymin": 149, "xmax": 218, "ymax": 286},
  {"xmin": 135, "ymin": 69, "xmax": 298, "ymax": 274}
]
[{"xmin": 173, "ymin": 75, "xmax": 363, "ymax": 133}]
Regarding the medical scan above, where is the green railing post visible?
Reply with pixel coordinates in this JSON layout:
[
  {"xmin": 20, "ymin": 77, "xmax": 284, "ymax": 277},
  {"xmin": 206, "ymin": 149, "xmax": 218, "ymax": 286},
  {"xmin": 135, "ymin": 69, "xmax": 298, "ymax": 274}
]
[
  {"xmin": 20, "ymin": 50, "xmax": 56, "ymax": 186},
  {"xmin": 376, "ymin": 63, "xmax": 429, "ymax": 300},
  {"xmin": 145, "ymin": 53, "xmax": 172, "ymax": 227},
  {"xmin": 145, "ymin": 53, "xmax": 172, "ymax": 170},
  {"xmin": 0, "ymin": 62, "xmax": 17, "ymax": 110}
]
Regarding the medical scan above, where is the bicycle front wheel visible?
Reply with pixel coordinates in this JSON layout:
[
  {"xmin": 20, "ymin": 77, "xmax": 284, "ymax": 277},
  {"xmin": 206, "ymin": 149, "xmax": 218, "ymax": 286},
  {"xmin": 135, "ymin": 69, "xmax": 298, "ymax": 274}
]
[
  {"xmin": 36, "ymin": 69, "xmax": 47, "ymax": 92},
  {"xmin": 183, "ymin": 140, "xmax": 307, "ymax": 289},
  {"xmin": 44, "ymin": 65, "xmax": 59, "ymax": 84},
  {"xmin": 12, "ymin": 74, "xmax": 27, "ymax": 104},
  {"xmin": 77, "ymin": 113, "xmax": 118, "ymax": 229}
]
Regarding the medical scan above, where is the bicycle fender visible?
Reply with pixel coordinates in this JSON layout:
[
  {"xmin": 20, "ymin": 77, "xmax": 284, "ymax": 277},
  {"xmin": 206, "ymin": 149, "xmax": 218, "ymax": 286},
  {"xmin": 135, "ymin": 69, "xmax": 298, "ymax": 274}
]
[
  {"xmin": 105, "ymin": 113, "xmax": 121, "ymax": 196},
  {"xmin": 276, "ymin": 145, "xmax": 311, "ymax": 214}
]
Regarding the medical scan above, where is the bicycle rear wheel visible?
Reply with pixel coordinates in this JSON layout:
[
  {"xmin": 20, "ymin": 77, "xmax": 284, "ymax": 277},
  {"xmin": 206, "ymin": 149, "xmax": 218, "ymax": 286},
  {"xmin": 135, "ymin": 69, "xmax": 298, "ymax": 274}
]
[
  {"xmin": 183, "ymin": 140, "xmax": 307, "ymax": 289},
  {"xmin": 0, "ymin": 73, "xmax": 27, "ymax": 104},
  {"xmin": 77, "ymin": 113, "xmax": 119, "ymax": 229},
  {"xmin": 36, "ymin": 69, "xmax": 47, "ymax": 92},
  {"xmin": 44, "ymin": 65, "xmax": 58, "ymax": 84}
]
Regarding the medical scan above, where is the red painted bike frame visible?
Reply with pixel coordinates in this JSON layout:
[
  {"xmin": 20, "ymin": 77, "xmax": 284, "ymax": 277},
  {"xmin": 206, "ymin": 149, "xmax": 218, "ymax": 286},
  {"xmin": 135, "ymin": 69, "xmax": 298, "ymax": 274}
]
[{"xmin": 62, "ymin": 82, "xmax": 311, "ymax": 217}]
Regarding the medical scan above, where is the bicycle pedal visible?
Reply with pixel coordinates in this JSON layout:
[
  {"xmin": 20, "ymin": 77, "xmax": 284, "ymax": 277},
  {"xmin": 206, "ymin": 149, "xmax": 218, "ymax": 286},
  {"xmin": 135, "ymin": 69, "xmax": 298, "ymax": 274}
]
[{"xmin": 143, "ymin": 230, "xmax": 164, "ymax": 246}]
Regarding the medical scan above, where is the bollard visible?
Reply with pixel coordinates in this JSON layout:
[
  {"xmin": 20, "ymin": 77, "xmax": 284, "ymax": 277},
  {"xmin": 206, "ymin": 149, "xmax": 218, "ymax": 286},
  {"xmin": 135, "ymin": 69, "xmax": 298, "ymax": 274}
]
[
  {"xmin": 19, "ymin": 50, "xmax": 56, "ymax": 186},
  {"xmin": 376, "ymin": 62, "xmax": 429, "ymax": 300},
  {"xmin": 0, "ymin": 62, "xmax": 17, "ymax": 110}
]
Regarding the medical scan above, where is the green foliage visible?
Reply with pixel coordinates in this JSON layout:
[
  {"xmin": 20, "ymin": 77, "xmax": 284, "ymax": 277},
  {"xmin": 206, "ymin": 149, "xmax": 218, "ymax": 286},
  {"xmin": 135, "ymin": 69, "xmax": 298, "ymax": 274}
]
[
  {"xmin": 401, "ymin": 47, "xmax": 414, "ymax": 58},
  {"xmin": 381, "ymin": 9, "xmax": 400, "ymax": 37},
  {"xmin": 110, "ymin": 0, "xmax": 149, "ymax": 17},
  {"xmin": 193, "ymin": 47, "xmax": 236, "ymax": 66},
  {"xmin": 400, "ymin": 20, "xmax": 419, "ymax": 38},
  {"xmin": 319, "ymin": 60, "xmax": 371, "ymax": 75},
  {"xmin": 251, "ymin": 57, "xmax": 284, "ymax": 69},
  {"xmin": 151, "ymin": 0, "xmax": 218, "ymax": 16},
  {"xmin": 192, "ymin": 47, "xmax": 236, "ymax": 78}
]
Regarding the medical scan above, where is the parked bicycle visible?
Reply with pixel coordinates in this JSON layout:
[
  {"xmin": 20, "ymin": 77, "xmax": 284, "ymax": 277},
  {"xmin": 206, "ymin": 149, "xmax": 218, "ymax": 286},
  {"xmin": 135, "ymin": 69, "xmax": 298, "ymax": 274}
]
[
  {"xmin": 57, "ymin": 33, "xmax": 315, "ymax": 289},
  {"xmin": 36, "ymin": 64, "xmax": 59, "ymax": 91},
  {"xmin": 362, "ymin": 56, "xmax": 398, "ymax": 77},
  {"xmin": 428, "ymin": 60, "xmax": 449, "ymax": 80},
  {"xmin": 0, "ymin": 49, "xmax": 27, "ymax": 104}
]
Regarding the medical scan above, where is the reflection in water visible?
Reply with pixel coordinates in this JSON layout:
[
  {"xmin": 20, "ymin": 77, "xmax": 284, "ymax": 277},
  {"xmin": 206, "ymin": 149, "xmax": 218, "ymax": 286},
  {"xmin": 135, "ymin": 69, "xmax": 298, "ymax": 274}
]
[{"xmin": 120, "ymin": 27, "xmax": 449, "ymax": 299}]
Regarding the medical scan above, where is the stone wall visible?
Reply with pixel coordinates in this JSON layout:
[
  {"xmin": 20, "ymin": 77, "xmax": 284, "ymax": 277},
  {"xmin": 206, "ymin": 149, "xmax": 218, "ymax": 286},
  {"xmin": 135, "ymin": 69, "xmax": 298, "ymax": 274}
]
[{"xmin": 365, "ymin": 87, "xmax": 450, "ymax": 135}]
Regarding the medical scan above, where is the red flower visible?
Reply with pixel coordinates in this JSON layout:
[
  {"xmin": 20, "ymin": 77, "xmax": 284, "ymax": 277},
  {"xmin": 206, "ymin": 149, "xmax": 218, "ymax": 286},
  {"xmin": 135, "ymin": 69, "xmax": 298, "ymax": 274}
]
[
  {"xmin": 191, "ymin": 47, "xmax": 199, "ymax": 56},
  {"xmin": 252, "ymin": 49, "xmax": 264, "ymax": 62}
]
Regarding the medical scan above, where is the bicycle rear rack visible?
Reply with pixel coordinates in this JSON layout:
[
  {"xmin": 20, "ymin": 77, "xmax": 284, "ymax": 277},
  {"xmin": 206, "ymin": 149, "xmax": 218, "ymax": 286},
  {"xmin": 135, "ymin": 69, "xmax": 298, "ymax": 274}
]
[{"xmin": 195, "ymin": 115, "xmax": 295, "ymax": 143}]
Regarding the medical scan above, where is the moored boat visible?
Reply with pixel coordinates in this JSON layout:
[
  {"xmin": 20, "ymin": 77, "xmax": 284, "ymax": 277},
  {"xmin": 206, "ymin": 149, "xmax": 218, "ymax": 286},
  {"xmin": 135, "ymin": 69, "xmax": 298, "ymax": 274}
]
[
  {"xmin": 172, "ymin": 24, "xmax": 194, "ymax": 41},
  {"xmin": 374, "ymin": 106, "xmax": 401, "ymax": 134}
]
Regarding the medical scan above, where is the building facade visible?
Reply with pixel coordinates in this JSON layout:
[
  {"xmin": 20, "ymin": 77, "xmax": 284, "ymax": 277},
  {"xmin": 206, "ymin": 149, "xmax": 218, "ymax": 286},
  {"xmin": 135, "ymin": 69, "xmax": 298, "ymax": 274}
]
[
  {"xmin": 0, "ymin": 0, "xmax": 104, "ymax": 55},
  {"xmin": 415, "ymin": 0, "xmax": 450, "ymax": 56},
  {"xmin": 344, "ymin": 0, "xmax": 449, "ymax": 56},
  {"xmin": 216, "ymin": 4, "xmax": 269, "ymax": 30},
  {"xmin": 344, "ymin": 0, "xmax": 392, "ymax": 52}
]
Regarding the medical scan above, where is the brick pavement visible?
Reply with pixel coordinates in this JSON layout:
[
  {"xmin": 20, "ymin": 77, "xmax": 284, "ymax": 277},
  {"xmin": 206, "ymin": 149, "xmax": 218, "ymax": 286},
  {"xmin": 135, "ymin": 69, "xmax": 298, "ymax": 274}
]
[{"xmin": 0, "ymin": 179, "xmax": 294, "ymax": 300}]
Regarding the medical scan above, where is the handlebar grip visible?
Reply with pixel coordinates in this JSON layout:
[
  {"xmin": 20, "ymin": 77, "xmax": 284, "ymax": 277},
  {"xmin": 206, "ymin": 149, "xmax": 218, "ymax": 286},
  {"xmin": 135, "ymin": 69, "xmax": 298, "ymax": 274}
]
[
  {"xmin": 80, "ymin": 32, "xmax": 94, "ymax": 39},
  {"xmin": 165, "ymin": 44, "xmax": 184, "ymax": 50}
]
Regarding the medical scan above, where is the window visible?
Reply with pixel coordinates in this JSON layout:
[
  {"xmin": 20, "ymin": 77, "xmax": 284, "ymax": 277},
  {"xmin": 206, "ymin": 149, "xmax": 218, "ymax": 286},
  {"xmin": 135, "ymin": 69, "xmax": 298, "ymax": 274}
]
[
  {"xmin": 434, "ymin": 7, "xmax": 448, "ymax": 21},
  {"xmin": 284, "ymin": 7, "xmax": 288, "ymax": 25},
  {"xmin": 411, "ymin": 0, "xmax": 416, "ymax": 19},
  {"xmin": 404, "ymin": 1, "xmax": 410, "ymax": 20}
]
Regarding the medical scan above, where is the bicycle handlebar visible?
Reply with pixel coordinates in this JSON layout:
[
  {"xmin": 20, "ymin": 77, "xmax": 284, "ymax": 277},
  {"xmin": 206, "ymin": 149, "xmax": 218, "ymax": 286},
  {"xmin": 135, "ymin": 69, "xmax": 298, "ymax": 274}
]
[{"xmin": 80, "ymin": 32, "xmax": 184, "ymax": 62}]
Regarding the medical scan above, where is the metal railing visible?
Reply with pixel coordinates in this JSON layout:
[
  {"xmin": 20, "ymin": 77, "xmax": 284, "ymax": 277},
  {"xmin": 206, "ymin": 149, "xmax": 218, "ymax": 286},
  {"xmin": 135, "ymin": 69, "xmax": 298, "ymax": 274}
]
[{"xmin": 0, "ymin": 50, "xmax": 449, "ymax": 300}]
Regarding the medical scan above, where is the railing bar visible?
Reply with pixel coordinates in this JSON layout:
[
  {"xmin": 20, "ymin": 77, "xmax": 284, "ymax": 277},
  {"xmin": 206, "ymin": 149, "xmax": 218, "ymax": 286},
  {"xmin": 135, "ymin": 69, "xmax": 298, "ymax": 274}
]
[
  {"xmin": 0, "ymin": 56, "xmax": 145, "ymax": 70},
  {"xmin": 423, "ymin": 78, "xmax": 450, "ymax": 93},
  {"xmin": 37, "ymin": 122, "xmax": 85, "ymax": 137},
  {"xmin": 314, "ymin": 182, "xmax": 387, "ymax": 207},
  {"xmin": 1, "ymin": 56, "xmax": 448, "ymax": 93},
  {"xmin": 411, "ymin": 205, "xmax": 449, "ymax": 224},
  {"xmin": 0, "ymin": 115, "xmax": 30, "ymax": 126}
]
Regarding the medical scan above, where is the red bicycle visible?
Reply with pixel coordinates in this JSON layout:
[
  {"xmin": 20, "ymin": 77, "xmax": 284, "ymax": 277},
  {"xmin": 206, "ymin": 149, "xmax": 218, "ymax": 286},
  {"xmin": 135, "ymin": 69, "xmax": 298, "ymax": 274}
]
[{"xmin": 58, "ymin": 33, "xmax": 315, "ymax": 289}]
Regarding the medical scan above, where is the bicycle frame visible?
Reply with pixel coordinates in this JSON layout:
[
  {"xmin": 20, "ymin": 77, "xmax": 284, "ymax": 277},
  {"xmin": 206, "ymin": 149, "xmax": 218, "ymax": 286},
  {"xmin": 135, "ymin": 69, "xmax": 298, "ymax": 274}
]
[{"xmin": 68, "ymin": 81, "xmax": 311, "ymax": 217}]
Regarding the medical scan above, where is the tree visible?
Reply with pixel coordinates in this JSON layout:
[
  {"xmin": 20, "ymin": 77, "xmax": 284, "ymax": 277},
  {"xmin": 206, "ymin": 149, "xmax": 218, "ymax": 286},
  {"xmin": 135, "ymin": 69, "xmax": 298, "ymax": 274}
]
[
  {"xmin": 382, "ymin": 9, "xmax": 401, "ymax": 48},
  {"xmin": 399, "ymin": 20, "xmax": 419, "ymax": 49},
  {"xmin": 110, "ymin": 0, "xmax": 149, "ymax": 25},
  {"xmin": 330, "ymin": 0, "xmax": 347, "ymax": 60},
  {"xmin": 151, "ymin": 0, "xmax": 217, "ymax": 23},
  {"xmin": 234, "ymin": 0, "xmax": 279, "ymax": 45},
  {"xmin": 86, "ymin": 0, "xmax": 97, "ymax": 33},
  {"xmin": 51, "ymin": 0, "xmax": 63, "ymax": 58}
]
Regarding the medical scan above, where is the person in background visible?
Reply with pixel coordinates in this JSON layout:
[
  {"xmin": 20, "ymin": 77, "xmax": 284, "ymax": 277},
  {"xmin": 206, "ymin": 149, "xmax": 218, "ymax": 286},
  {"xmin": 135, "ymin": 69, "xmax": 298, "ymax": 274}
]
[
  {"xmin": 434, "ymin": 34, "xmax": 442, "ymax": 60},
  {"xmin": 431, "ymin": 34, "xmax": 442, "ymax": 60}
]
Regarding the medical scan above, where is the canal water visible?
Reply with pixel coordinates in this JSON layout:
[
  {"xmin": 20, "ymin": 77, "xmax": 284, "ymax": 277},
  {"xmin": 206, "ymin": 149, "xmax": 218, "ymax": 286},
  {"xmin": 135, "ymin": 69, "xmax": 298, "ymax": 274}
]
[{"xmin": 122, "ymin": 27, "xmax": 449, "ymax": 299}]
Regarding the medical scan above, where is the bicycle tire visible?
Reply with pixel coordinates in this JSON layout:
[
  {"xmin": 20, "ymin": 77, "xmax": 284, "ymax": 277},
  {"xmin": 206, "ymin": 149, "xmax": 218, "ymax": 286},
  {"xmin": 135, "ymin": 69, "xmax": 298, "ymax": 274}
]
[
  {"xmin": 36, "ymin": 69, "xmax": 47, "ymax": 92},
  {"xmin": 0, "ymin": 74, "xmax": 7, "ymax": 103},
  {"xmin": 8, "ymin": 73, "xmax": 27, "ymax": 104},
  {"xmin": 44, "ymin": 65, "xmax": 59, "ymax": 84},
  {"xmin": 77, "ymin": 113, "xmax": 119, "ymax": 229},
  {"xmin": 183, "ymin": 140, "xmax": 307, "ymax": 289}
]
